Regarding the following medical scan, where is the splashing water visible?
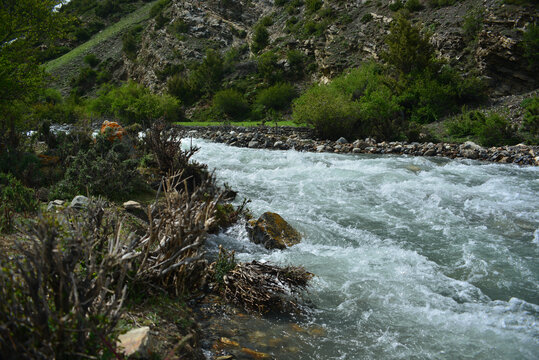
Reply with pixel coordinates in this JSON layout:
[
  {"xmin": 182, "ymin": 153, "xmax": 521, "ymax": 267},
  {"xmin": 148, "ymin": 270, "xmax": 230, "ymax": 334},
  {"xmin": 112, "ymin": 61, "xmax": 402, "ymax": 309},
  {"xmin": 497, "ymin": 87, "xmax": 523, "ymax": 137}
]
[{"xmin": 188, "ymin": 139, "xmax": 539, "ymax": 360}]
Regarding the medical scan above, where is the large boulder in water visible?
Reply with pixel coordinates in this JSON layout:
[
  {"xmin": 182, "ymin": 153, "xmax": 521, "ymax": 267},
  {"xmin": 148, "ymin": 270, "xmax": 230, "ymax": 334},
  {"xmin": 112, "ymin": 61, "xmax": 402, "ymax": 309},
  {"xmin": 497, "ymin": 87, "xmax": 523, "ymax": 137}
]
[{"xmin": 247, "ymin": 212, "xmax": 301, "ymax": 250}]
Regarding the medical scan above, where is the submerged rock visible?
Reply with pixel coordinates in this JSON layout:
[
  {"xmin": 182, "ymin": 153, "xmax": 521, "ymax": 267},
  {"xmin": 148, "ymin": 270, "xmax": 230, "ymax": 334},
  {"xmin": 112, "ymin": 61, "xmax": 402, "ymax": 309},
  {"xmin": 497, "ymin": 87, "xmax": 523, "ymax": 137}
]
[{"xmin": 247, "ymin": 212, "xmax": 302, "ymax": 250}]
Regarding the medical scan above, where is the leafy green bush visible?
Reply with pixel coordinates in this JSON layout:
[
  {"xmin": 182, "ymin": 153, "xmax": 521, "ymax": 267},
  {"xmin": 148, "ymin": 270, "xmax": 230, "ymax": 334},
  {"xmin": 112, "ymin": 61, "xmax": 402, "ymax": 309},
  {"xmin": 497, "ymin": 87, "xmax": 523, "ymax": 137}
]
[
  {"xmin": 361, "ymin": 13, "xmax": 374, "ymax": 23},
  {"xmin": 170, "ymin": 19, "xmax": 189, "ymax": 34},
  {"xmin": 428, "ymin": 0, "xmax": 458, "ymax": 7},
  {"xmin": 95, "ymin": 0, "xmax": 119, "ymax": 18},
  {"xmin": 213, "ymin": 89, "xmax": 250, "ymax": 120},
  {"xmin": 305, "ymin": 0, "xmax": 323, "ymax": 13},
  {"xmin": 257, "ymin": 51, "xmax": 283, "ymax": 84},
  {"xmin": 122, "ymin": 25, "xmax": 144, "ymax": 60},
  {"xmin": 292, "ymin": 85, "xmax": 361, "ymax": 139},
  {"xmin": 0, "ymin": 150, "xmax": 42, "ymax": 188},
  {"xmin": 520, "ymin": 96, "xmax": 539, "ymax": 138},
  {"xmin": 405, "ymin": 0, "xmax": 424, "ymax": 11},
  {"xmin": 167, "ymin": 73, "xmax": 197, "ymax": 105},
  {"xmin": 286, "ymin": 49, "xmax": 306, "ymax": 79},
  {"xmin": 0, "ymin": 173, "xmax": 38, "ymax": 233},
  {"xmin": 189, "ymin": 49, "xmax": 224, "ymax": 96},
  {"xmin": 251, "ymin": 23, "xmax": 269, "ymax": 53},
  {"xmin": 522, "ymin": 24, "xmax": 539, "ymax": 71},
  {"xmin": 462, "ymin": 8, "xmax": 484, "ymax": 41},
  {"xmin": 90, "ymin": 81, "xmax": 181, "ymax": 126},
  {"xmin": 399, "ymin": 66, "xmax": 485, "ymax": 123},
  {"xmin": 275, "ymin": 0, "xmax": 289, "ymax": 5},
  {"xmin": 150, "ymin": 0, "xmax": 171, "ymax": 18},
  {"xmin": 260, "ymin": 16, "xmax": 274, "ymax": 27},
  {"xmin": 255, "ymin": 83, "xmax": 296, "ymax": 111},
  {"xmin": 155, "ymin": 12, "xmax": 170, "ymax": 29},
  {"xmin": 389, "ymin": 0, "xmax": 404, "ymax": 11},
  {"xmin": 83, "ymin": 53, "xmax": 100, "ymax": 68},
  {"xmin": 50, "ymin": 133, "xmax": 145, "ymax": 200},
  {"xmin": 446, "ymin": 110, "xmax": 519, "ymax": 146}
]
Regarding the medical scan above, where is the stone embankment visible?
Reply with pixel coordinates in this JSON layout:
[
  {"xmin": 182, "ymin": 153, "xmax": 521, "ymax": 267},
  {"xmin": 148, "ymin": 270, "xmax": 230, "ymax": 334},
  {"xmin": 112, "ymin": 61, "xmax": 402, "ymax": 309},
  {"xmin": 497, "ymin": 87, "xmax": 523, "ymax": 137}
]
[{"xmin": 180, "ymin": 126, "xmax": 539, "ymax": 166}]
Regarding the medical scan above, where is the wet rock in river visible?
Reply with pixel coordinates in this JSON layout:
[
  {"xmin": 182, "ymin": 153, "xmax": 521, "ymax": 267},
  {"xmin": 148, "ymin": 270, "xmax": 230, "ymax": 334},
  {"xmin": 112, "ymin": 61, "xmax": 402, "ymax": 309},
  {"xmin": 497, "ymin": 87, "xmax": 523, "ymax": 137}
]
[{"xmin": 247, "ymin": 212, "xmax": 302, "ymax": 250}]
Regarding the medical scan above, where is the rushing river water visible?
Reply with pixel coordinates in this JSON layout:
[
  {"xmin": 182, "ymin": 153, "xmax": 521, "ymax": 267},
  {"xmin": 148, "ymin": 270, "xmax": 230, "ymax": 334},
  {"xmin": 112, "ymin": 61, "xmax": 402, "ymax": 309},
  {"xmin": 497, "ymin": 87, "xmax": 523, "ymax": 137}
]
[{"xmin": 188, "ymin": 138, "xmax": 539, "ymax": 360}]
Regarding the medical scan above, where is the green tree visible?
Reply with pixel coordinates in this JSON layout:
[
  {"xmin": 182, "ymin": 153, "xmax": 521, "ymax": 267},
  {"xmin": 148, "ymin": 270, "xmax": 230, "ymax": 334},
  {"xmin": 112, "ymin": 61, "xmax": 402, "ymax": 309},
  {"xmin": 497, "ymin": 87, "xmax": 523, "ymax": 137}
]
[
  {"xmin": 382, "ymin": 14, "xmax": 434, "ymax": 74},
  {"xmin": 0, "ymin": 0, "xmax": 69, "ymax": 147}
]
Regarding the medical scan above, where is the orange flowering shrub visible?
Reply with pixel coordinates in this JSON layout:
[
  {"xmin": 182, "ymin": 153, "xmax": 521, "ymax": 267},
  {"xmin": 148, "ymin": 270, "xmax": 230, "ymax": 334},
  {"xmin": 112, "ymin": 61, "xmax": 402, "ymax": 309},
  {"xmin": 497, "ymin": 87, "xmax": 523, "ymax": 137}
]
[{"xmin": 100, "ymin": 120, "xmax": 125, "ymax": 141}]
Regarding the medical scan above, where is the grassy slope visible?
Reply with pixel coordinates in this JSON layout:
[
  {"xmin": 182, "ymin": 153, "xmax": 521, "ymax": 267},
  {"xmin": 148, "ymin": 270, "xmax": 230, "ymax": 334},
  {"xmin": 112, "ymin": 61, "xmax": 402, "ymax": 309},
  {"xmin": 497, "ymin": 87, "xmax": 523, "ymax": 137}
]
[{"xmin": 45, "ymin": 0, "xmax": 158, "ymax": 73}]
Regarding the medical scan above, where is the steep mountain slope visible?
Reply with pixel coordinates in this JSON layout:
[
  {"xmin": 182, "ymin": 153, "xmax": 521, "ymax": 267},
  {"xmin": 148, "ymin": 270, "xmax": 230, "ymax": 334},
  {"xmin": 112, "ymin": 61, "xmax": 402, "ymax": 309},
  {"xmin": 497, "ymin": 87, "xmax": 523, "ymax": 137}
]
[{"xmin": 47, "ymin": 0, "xmax": 537, "ymax": 122}]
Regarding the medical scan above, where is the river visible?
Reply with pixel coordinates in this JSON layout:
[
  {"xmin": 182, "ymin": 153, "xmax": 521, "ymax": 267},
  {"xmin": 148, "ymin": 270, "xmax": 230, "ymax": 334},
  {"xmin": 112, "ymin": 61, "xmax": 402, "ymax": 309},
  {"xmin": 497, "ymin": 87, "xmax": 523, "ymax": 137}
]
[{"xmin": 188, "ymin": 138, "xmax": 539, "ymax": 360}]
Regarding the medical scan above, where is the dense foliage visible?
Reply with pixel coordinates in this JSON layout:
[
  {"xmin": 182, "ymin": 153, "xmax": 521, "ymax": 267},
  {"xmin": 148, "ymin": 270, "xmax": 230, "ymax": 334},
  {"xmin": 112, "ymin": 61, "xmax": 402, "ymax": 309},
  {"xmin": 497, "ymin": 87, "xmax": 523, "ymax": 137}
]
[
  {"xmin": 50, "ymin": 132, "xmax": 145, "ymax": 200},
  {"xmin": 292, "ymin": 14, "xmax": 485, "ymax": 141},
  {"xmin": 0, "ymin": 0, "xmax": 68, "ymax": 148},
  {"xmin": 446, "ymin": 110, "xmax": 520, "ymax": 146},
  {"xmin": 0, "ymin": 173, "xmax": 38, "ymax": 233},
  {"xmin": 90, "ymin": 81, "xmax": 181, "ymax": 125}
]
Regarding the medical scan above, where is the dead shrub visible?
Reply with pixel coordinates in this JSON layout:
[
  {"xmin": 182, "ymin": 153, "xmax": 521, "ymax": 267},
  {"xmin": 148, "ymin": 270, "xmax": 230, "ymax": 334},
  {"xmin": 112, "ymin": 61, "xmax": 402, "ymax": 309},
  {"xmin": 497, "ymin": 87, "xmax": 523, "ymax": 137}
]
[
  {"xmin": 0, "ymin": 199, "xmax": 127, "ymax": 359},
  {"xmin": 222, "ymin": 260, "xmax": 313, "ymax": 314}
]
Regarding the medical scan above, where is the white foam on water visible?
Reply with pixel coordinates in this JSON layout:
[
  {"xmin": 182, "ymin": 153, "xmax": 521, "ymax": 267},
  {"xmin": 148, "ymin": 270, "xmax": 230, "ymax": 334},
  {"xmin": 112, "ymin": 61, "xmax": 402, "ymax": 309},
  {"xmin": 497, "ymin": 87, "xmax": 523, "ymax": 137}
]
[{"xmin": 188, "ymin": 138, "xmax": 539, "ymax": 359}]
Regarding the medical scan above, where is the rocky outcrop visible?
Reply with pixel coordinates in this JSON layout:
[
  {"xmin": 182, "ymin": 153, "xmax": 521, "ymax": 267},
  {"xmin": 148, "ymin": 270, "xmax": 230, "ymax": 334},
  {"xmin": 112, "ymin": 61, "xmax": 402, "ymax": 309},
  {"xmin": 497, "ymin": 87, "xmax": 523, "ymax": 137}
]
[
  {"xmin": 182, "ymin": 126, "xmax": 539, "ymax": 166},
  {"xmin": 247, "ymin": 212, "xmax": 302, "ymax": 250}
]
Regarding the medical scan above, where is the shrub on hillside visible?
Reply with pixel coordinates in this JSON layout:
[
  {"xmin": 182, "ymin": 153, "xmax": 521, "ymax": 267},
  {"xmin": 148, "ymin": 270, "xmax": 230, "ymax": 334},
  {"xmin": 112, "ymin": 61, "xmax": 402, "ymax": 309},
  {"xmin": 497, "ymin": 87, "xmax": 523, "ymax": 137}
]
[
  {"xmin": 446, "ymin": 110, "xmax": 520, "ymax": 146},
  {"xmin": 189, "ymin": 49, "xmax": 224, "ymax": 96},
  {"xmin": 83, "ymin": 53, "xmax": 100, "ymax": 68},
  {"xmin": 122, "ymin": 25, "xmax": 144, "ymax": 60},
  {"xmin": 305, "ymin": 0, "xmax": 323, "ymax": 13},
  {"xmin": 150, "ymin": 0, "xmax": 171, "ymax": 18},
  {"xmin": 213, "ymin": 89, "xmax": 250, "ymax": 120},
  {"xmin": 286, "ymin": 49, "xmax": 306, "ymax": 79},
  {"xmin": 520, "ymin": 96, "xmax": 539, "ymax": 140},
  {"xmin": 257, "ymin": 51, "xmax": 283, "ymax": 84},
  {"xmin": 90, "ymin": 81, "xmax": 182, "ymax": 126},
  {"xmin": 405, "ymin": 0, "xmax": 424, "ymax": 11},
  {"xmin": 428, "ymin": 0, "xmax": 458, "ymax": 7},
  {"xmin": 522, "ymin": 24, "xmax": 539, "ymax": 71},
  {"xmin": 255, "ymin": 83, "xmax": 296, "ymax": 111},
  {"xmin": 399, "ymin": 66, "xmax": 485, "ymax": 123},
  {"xmin": 251, "ymin": 23, "xmax": 269, "ymax": 53}
]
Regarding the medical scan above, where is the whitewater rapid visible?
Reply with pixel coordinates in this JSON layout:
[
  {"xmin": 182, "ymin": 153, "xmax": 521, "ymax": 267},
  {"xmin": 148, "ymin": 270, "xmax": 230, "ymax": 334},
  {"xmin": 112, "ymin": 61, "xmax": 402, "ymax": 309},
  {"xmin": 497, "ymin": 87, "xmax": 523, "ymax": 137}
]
[{"xmin": 188, "ymin": 138, "xmax": 538, "ymax": 360}]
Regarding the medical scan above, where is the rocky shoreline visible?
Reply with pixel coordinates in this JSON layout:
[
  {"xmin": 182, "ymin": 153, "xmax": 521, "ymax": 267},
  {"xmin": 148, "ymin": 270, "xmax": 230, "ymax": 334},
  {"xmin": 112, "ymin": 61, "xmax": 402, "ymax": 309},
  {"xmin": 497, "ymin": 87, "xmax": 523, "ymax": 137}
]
[{"xmin": 179, "ymin": 126, "xmax": 539, "ymax": 166}]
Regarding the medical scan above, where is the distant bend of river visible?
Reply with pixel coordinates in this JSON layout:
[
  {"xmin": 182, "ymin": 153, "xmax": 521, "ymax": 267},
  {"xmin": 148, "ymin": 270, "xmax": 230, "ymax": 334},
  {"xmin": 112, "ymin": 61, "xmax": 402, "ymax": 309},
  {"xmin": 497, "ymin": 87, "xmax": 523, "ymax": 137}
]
[{"xmin": 188, "ymin": 138, "xmax": 539, "ymax": 360}]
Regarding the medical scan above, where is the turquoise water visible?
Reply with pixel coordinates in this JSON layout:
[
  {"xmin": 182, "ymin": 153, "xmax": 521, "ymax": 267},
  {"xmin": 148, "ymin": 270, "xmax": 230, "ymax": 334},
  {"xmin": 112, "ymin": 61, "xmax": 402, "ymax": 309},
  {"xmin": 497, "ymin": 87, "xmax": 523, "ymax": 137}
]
[{"xmin": 189, "ymin": 139, "xmax": 539, "ymax": 360}]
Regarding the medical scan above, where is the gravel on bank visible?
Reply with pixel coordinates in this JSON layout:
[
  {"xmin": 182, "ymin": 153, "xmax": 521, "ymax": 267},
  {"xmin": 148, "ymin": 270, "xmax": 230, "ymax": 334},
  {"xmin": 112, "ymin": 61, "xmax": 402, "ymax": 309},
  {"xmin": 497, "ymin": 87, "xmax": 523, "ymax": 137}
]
[{"xmin": 179, "ymin": 125, "xmax": 539, "ymax": 166}]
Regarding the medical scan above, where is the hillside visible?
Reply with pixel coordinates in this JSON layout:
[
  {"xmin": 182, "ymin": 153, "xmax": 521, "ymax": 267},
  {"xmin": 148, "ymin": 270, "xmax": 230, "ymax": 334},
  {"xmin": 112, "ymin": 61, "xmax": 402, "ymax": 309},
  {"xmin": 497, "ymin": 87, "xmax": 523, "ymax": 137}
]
[{"xmin": 45, "ymin": 0, "xmax": 538, "ymax": 142}]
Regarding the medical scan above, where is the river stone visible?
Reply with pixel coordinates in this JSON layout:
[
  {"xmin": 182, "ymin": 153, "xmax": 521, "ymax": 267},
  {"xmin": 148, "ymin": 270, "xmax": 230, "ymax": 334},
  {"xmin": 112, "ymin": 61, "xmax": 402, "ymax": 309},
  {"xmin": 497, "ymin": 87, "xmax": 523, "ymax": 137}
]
[
  {"xmin": 248, "ymin": 140, "xmax": 259, "ymax": 148},
  {"xmin": 247, "ymin": 212, "xmax": 302, "ymax": 250},
  {"xmin": 117, "ymin": 326, "xmax": 153, "ymax": 358},
  {"xmin": 47, "ymin": 200, "xmax": 65, "ymax": 212},
  {"xmin": 336, "ymin": 137, "xmax": 348, "ymax": 144},
  {"xmin": 123, "ymin": 200, "xmax": 148, "ymax": 221},
  {"xmin": 70, "ymin": 195, "xmax": 89, "ymax": 209}
]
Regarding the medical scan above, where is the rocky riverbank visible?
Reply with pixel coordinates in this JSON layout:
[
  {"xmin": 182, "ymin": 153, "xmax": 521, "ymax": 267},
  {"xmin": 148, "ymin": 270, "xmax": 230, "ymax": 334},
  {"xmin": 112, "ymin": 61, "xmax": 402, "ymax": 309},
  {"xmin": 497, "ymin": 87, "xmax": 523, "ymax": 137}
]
[{"xmin": 180, "ymin": 126, "xmax": 539, "ymax": 166}]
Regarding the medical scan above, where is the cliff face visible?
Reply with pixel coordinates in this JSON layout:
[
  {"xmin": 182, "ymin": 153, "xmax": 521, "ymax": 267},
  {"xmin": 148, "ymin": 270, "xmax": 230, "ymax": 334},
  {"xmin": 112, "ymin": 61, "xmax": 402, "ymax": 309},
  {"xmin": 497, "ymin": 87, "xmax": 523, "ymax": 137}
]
[{"xmin": 121, "ymin": 0, "xmax": 536, "ymax": 97}]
